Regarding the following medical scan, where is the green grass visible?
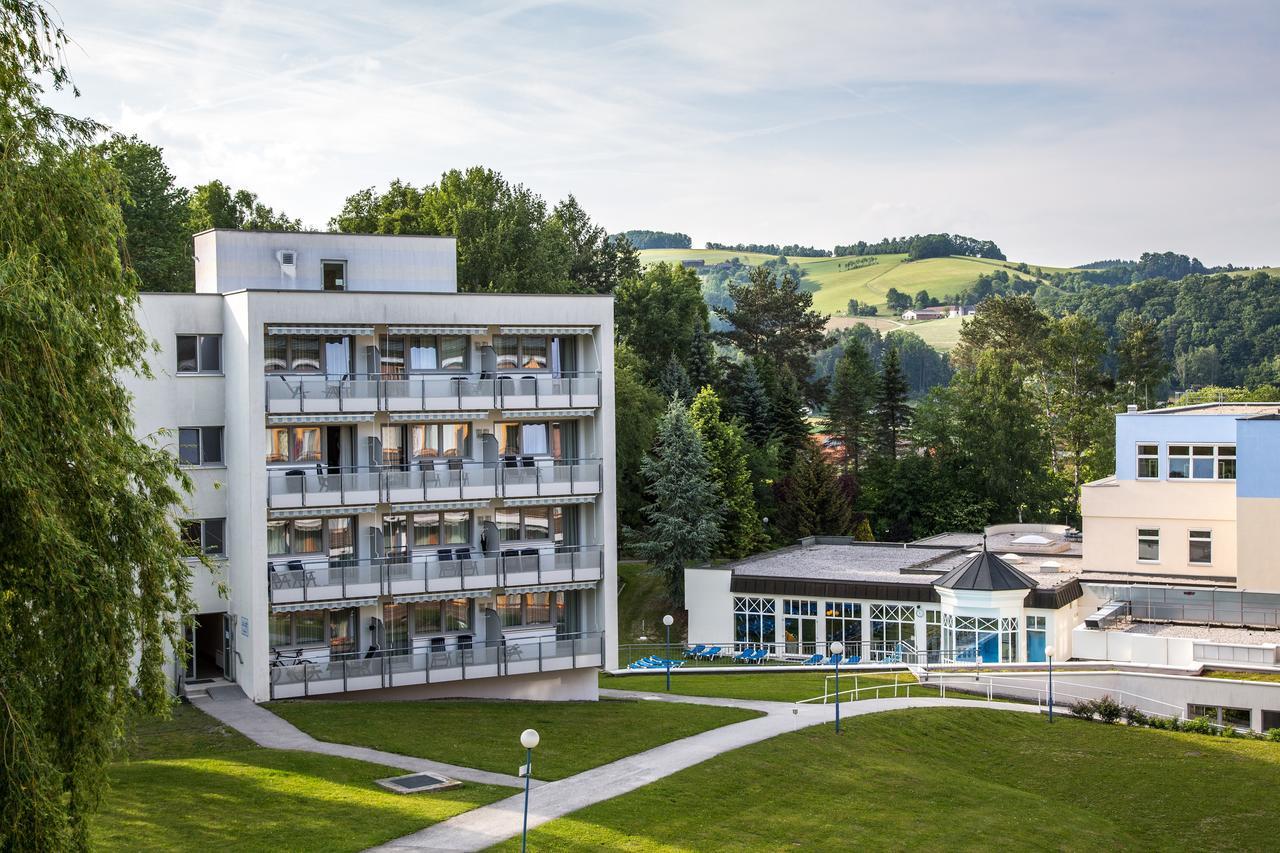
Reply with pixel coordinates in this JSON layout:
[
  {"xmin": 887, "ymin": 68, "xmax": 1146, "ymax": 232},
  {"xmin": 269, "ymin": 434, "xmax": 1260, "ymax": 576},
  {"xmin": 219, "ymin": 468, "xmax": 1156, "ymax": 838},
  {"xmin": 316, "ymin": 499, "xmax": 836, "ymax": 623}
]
[
  {"xmin": 270, "ymin": 697, "xmax": 761, "ymax": 780},
  {"xmin": 94, "ymin": 704, "xmax": 510, "ymax": 852},
  {"xmin": 618, "ymin": 559, "xmax": 681, "ymax": 644},
  {"xmin": 493, "ymin": 708, "xmax": 1280, "ymax": 851},
  {"xmin": 603, "ymin": 670, "xmax": 929, "ymax": 704},
  {"xmin": 1203, "ymin": 669, "xmax": 1280, "ymax": 684}
]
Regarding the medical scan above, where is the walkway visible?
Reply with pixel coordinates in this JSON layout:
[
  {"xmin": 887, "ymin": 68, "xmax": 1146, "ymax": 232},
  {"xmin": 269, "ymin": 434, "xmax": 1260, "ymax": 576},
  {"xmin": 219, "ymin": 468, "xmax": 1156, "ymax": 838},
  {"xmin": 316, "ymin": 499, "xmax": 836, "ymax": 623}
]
[
  {"xmin": 189, "ymin": 691, "xmax": 534, "ymax": 789},
  {"xmin": 370, "ymin": 691, "xmax": 1047, "ymax": 852}
]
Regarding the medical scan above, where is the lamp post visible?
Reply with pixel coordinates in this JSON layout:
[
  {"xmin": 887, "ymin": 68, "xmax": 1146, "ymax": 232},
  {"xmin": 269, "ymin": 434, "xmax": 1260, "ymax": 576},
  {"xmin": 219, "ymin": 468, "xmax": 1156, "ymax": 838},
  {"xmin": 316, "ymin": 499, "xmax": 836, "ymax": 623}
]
[
  {"xmin": 662, "ymin": 614, "xmax": 674, "ymax": 692},
  {"xmin": 830, "ymin": 640, "xmax": 845, "ymax": 734},
  {"xmin": 1046, "ymin": 646, "xmax": 1055, "ymax": 723},
  {"xmin": 520, "ymin": 728, "xmax": 540, "ymax": 852}
]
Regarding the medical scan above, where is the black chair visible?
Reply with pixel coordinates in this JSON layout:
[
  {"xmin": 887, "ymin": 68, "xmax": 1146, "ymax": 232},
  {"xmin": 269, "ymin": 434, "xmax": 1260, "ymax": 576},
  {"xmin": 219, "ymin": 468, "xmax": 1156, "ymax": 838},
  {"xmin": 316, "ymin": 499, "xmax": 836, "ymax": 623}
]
[
  {"xmin": 437, "ymin": 547, "xmax": 460, "ymax": 577},
  {"xmin": 285, "ymin": 468, "xmax": 306, "ymax": 494},
  {"xmin": 454, "ymin": 546, "xmax": 476, "ymax": 576}
]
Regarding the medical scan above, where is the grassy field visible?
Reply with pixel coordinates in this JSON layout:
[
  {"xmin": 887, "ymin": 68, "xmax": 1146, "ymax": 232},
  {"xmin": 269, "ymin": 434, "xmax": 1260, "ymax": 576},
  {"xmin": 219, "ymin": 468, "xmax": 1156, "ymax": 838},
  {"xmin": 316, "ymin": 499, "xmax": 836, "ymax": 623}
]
[
  {"xmin": 638, "ymin": 248, "xmax": 1067, "ymax": 316},
  {"xmin": 270, "ymin": 697, "xmax": 760, "ymax": 781},
  {"xmin": 602, "ymin": 670, "xmax": 929, "ymax": 704},
  {"xmin": 494, "ymin": 708, "xmax": 1280, "ymax": 851},
  {"xmin": 94, "ymin": 704, "xmax": 509, "ymax": 852}
]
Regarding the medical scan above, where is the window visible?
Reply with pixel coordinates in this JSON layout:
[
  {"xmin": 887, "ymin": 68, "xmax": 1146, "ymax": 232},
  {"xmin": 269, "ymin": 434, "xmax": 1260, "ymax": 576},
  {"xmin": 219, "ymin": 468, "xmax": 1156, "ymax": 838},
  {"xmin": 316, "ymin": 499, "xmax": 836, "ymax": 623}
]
[
  {"xmin": 496, "ymin": 506, "xmax": 563, "ymax": 543},
  {"xmin": 1188, "ymin": 704, "xmax": 1252, "ymax": 731},
  {"xmin": 266, "ymin": 517, "xmax": 330, "ymax": 556},
  {"xmin": 493, "ymin": 335, "xmax": 558, "ymax": 371},
  {"xmin": 178, "ymin": 426, "xmax": 223, "ymax": 466},
  {"xmin": 870, "ymin": 604, "xmax": 916, "ymax": 652},
  {"xmin": 1189, "ymin": 530, "xmax": 1213, "ymax": 565},
  {"xmin": 925, "ymin": 609, "xmax": 942, "ymax": 658},
  {"xmin": 495, "ymin": 421, "xmax": 564, "ymax": 457},
  {"xmin": 176, "ymin": 334, "xmax": 221, "ymax": 373},
  {"xmin": 270, "ymin": 607, "xmax": 356, "ymax": 650},
  {"xmin": 945, "ymin": 614, "xmax": 1018, "ymax": 663},
  {"xmin": 389, "ymin": 423, "xmax": 471, "ymax": 461},
  {"xmin": 494, "ymin": 593, "xmax": 558, "ymax": 628},
  {"xmin": 1026, "ymin": 615, "xmax": 1047, "ymax": 663},
  {"xmin": 733, "ymin": 596, "xmax": 775, "ymax": 648},
  {"xmin": 264, "ymin": 335, "xmax": 351, "ymax": 375},
  {"xmin": 1138, "ymin": 528, "xmax": 1160, "ymax": 562},
  {"xmin": 322, "ymin": 260, "xmax": 346, "ymax": 291},
  {"xmin": 386, "ymin": 510, "xmax": 472, "ymax": 553},
  {"xmin": 1137, "ymin": 444, "xmax": 1159, "ymax": 479},
  {"xmin": 266, "ymin": 426, "xmax": 322, "ymax": 464},
  {"xmin": 1168, "ymin": 444, "xmax": 1235, "ymax": 480},
  {"xmin": 380, "ymin": 335, "xmax": 468, "ymax": 375},
  {"xmin": 181, "ymin": 518, "xmax": 225, "ymax": 556},
  {"xmin": 824, "ymin": 601, "xmax": 861, "ymax": 648},
  {"xmin": 410, "ymin": 597, "xmax": 474, "ymax": 634}
]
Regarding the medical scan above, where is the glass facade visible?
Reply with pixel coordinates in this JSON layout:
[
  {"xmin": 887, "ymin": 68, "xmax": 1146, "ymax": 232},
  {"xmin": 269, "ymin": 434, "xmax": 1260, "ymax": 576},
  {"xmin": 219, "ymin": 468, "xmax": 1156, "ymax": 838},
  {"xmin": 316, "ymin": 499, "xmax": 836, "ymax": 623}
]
[
  {"xmin": 824, "ymin": 601, "xmax": 861, "ymax": 652},
  {"xmin": 733, "ymin": 596, "xmax": 775, "ymax": 648},
  {"xmin": 945, "ymin": 615, "xmax": 1019, "ymax": 663},
  {"xmin": 870, "ymin": 604, "xmax": 916, "ymax": 655}
]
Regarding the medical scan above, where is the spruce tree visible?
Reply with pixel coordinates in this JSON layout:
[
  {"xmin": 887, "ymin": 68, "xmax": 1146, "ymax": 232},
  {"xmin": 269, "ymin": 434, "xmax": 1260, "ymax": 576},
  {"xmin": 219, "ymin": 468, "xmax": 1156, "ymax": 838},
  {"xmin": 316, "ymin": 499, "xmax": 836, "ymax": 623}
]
[
  {"xmin": 875, "ymin": 345, "xmax": 912, "ymax": 459},
  {"xmin": 689, "ymin": 387, "xmax": 767, "ymax": 558},
  {"xmin": 775, "ymin": 443, "xmax": 854, "ymax": 539},
  {"xmin": 686, "ymin": 324, "xmax": 720, "ymax": 393},
  {"xmin": 825, "ymin": 339, "xmax": 876, "ymax": 470},
  {"xmin": 632, "ymin": 399, "xmax": 724, "ymax": 601},
  {"xmin": 733, "ymin": 359, "xmax": 773, "ymax": 444},
  {"xmin": 658, "ymin": 353, "xmax": 693, "ymax": 402},
  {"xmin": 770, "ymin": 368, "xmax": 811, "ymax": 469}
]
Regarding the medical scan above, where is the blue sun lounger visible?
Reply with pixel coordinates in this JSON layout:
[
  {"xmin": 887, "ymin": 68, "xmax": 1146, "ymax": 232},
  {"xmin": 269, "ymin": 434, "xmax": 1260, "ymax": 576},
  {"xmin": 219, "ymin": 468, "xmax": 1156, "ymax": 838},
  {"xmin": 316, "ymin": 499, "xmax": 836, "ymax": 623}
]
[
  {"xmin": 825, "ymin": 653, "xmax": 843, "ymax": 666},
  {"xmin": 802, "ymin": 653, "xmax": 823, "ymax": 666},
  {"xmin": 684, "ymin": 644, "xmax": 706, "ymax": 658},
  {"xmin": 696, "ymin": 646, "xmax": 722, "ymax": 660}
]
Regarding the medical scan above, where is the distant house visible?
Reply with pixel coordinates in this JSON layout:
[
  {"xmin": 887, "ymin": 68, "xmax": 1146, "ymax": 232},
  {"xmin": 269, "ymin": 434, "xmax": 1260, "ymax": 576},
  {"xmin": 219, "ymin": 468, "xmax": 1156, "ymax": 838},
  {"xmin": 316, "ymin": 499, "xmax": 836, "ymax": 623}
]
[
  {"xmin": 680, "ymin": 259, "xmax": 706, "ymax": 269},
  {"xmin": 902, "ymin": 304, "xmax": 974, "ymax": 321}
]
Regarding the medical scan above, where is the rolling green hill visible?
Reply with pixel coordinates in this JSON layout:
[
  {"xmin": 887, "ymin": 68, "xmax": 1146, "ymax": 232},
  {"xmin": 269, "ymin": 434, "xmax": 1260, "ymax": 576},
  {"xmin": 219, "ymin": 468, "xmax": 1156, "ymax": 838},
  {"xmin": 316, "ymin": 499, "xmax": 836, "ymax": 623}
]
[{"xmin": 638, "ymin": 248, "xmax": 1071, "ymax": 316}]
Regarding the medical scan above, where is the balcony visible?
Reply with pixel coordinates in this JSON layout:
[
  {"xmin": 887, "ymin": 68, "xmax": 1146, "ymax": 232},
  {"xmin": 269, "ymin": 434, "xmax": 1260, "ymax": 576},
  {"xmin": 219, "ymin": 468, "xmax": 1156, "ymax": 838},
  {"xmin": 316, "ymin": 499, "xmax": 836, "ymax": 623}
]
[
  {"xmin": 268, "ymin": 545, "xmax": 605, "ymax": 605},
  {"xmin": 266, "ymin": 372, "xmax": 602, "ymax": 415},
  {"xmin": 268, "ymin": 631, "xmax": 606, "ymax": 699},
  {"xmin": 267, "ymin": 460, "xmax": 605, "ymax": 509}
]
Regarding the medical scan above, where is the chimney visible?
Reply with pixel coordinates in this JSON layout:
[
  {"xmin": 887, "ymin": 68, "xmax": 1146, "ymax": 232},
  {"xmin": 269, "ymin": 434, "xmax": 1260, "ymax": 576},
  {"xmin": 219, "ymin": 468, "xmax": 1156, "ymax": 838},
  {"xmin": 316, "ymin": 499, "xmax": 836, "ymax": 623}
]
[{"xmin": 1126, "ymin": 404, "xmax": 1138, "ymax": 413}]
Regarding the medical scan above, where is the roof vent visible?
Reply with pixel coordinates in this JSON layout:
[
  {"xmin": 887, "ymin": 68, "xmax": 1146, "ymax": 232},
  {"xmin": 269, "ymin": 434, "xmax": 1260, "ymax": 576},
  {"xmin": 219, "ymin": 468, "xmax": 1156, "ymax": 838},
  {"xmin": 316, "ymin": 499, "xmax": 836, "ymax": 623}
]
[
  {"xmin": 277, "ymin": 249, "xmax": 296, "ymax": 267},
  {"xmin": 1127, "ymin": 404, "xmax": 1139, "ymax": 412},
  {"xmin": 1039, "ymin": 560, "xmax": 1062, "ymax": 573},
  {"xmin": 1011, "ymin": 534, "xmax": 1052, "ymax": 546},
  {"xmin": 1001, "ymin": 553, "xmax": 1024, "ymax": 564}
]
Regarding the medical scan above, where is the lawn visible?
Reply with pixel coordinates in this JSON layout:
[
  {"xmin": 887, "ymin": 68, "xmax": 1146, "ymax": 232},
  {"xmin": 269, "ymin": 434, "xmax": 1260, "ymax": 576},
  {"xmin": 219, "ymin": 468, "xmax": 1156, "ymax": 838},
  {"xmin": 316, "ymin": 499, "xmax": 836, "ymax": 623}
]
[
  {"xmin": 494, "ymin": 708, "xmax": 1280, "ymax": 851},
  {"xmin": 94, "ymin": 704, "xmax": 510, "ymax": 852},
  {"xmin": 602, "ymin": 670, "xmax": 930, "ymax": 704},
  {"xmin": 270, "ymin": 697, "xmax": 761, "ymax": 780},
  {"xmin": 1204, "ymin": 669, "xmax": 1280, "ymax": 684}
]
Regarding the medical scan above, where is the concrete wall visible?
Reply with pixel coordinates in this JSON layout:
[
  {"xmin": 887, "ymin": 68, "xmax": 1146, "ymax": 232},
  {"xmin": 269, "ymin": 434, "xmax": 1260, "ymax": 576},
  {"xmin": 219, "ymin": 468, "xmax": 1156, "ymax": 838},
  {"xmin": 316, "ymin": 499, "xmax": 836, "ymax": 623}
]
[
  {"xmin": 321, "ymin": 667, "xmax": 599, "ymax": 702},
  {"xmin": 684, "ymin": 566, "xmax": 734, "ymax": 644},
  {"xmin": 1114, "ymin": 410, "xmax": 1239, "ymax": 481},
  {"xmin": 195, "ymin": 230, "xmax": 457, "ymax": 294},
  {"xmin": 1080, "ymin": 478, "xmax": 1236, "ymax": 579}
]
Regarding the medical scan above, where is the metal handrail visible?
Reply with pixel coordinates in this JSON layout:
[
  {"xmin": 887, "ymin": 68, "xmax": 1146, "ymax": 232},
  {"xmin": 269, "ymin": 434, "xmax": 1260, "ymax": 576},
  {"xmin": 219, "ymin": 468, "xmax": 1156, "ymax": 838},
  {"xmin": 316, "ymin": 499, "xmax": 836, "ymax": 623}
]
[{"xmin": 265, "ymin": 370, "xmax": 602, "ymax": 414}]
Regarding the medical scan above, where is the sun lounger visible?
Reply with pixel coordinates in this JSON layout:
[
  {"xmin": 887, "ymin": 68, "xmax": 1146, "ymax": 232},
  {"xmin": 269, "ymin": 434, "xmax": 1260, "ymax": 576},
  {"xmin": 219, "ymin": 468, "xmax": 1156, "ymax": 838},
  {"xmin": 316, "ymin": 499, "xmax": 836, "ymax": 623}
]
[
  {"xmin": 802, "ymin": 653, "xmax": 823, "ymax": 666},
  {"xmin": 750, "ymin": 648, "xmax": 770, "ymax": 664},
  {"xmin": 684, "ymin": 644, "xmax": 706, "ymax": 658},
  {"xmin": 826, "ymin": 653, "xmax": 843, "ymax": 666},
  {"xmin": 696, "ymin": 646, "xmax": 722, "ymax": 660},
  {"xmin": 845, "ymin": 655, "xmax": 861, "ymax": 665},
  {"xmin": 732, "ymin": 648, "xmax": 755, "ymax": 663}
]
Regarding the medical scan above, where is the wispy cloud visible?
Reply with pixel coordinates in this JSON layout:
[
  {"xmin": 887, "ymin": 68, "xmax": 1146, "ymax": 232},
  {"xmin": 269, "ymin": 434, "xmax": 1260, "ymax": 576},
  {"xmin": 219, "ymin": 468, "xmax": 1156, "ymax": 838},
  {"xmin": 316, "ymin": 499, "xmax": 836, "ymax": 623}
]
[{"xmin": 49, "ymin": 0, "xmax": 1280, "ymax": 265}]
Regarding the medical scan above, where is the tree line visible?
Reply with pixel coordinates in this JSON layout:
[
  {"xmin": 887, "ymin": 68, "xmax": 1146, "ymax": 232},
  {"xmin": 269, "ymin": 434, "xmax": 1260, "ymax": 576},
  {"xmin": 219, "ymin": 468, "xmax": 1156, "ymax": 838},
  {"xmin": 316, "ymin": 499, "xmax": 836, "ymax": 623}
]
[
  {"xmin": 705, "ymin": 241, "xmax": 832, "ymax": 257},
  {"xmin": 616, "ymin": 229, "xmax": 691, "ymax": 249},
  {"xmin": 835, "ymin": 233, "xmax": 1005, "ymax": 261}
]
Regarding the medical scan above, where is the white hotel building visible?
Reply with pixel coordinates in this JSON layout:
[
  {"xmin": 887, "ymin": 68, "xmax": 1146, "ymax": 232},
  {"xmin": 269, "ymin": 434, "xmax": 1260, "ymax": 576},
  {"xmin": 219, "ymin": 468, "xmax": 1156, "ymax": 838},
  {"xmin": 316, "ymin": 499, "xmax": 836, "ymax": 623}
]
[{"xmin": 127, "ymin": 230, "xmax": 617, "ymax": 702}]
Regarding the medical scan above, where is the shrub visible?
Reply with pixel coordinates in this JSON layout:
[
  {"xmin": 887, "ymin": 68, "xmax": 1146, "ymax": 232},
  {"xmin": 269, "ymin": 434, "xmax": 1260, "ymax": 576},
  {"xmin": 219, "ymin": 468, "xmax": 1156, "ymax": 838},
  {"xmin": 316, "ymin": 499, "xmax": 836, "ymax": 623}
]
[
  {"xmin": 1069, "ymin": 699, "xmax": 1096, "ymax": 720},
  {"xmin": 1183, "ymin": 715, "xmax": 1217, "ymax": 736},
  {"xmin": 1123, "ymin": 706, "xmax": 1148, "ymax": 727},
  {"xmin": 1093, "ymin": 695, "xmax": 1123, "ymax": 724},
  {"xmin": 1269, "ymin": 728, "xmax": 1280, "ymax": 743}
]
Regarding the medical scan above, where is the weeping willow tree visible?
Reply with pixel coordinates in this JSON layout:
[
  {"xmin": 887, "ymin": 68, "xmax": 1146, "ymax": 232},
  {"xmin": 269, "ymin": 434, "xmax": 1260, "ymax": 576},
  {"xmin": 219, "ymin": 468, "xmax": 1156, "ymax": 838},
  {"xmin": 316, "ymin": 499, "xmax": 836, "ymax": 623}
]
[{"xmin": 1, "ymin": 2, "xmax": 194, "ymax": 847}]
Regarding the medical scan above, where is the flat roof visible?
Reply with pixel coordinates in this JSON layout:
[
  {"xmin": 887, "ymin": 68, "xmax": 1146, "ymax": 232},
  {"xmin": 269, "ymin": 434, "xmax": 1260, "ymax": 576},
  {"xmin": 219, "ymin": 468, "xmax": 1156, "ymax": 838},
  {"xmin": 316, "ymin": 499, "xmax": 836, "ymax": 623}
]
[
  {"xmin": 1119, "ymin": 620, "xmax": 1280, "ymax": 645},
  {"xmin": 1129, "ymin": 402, "xmax": 1280, "ymax": 416}
]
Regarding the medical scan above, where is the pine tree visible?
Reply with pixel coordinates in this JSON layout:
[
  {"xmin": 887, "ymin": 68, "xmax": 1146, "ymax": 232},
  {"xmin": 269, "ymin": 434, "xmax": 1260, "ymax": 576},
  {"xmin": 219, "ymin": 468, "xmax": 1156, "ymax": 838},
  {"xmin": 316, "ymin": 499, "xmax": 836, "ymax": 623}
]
[
  {"xmin": 770, "ymin": 368, "xmax": 811, "ymax": 470},
  {"xmin": 686, "ymin": 324, "xmax": 720, "ymax": 393},
  {"xmin": 733, "ymin": 359, "xmax": 773, "ymax": 444},
  {"xmin": 631, "ymin": 399, "xmax": 724, "ymax": 601},
  {"xmin": 875, "ymin": 346, "xmax": 912, "ymax": 459},
  {"xmin": 775, "ymin": 443, "xmax": 854, "ymax": 539},
  {"xmin": 658, "ymin": 354, "xmax": 693, "ymax": 402},
  {"xmin": 689, "ymin": 387, "xmax": 767, "ymax": 557},
  {"xmin": 825, "ymin": 339, "xmax": 876, "ymax": 469}
]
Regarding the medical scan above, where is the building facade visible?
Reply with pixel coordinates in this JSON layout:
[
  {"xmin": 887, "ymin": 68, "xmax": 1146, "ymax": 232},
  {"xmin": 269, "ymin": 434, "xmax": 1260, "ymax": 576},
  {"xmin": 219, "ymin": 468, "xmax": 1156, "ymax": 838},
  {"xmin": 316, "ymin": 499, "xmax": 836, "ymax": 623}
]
[{"xmin": 127, "ymin": 230, "xmax": 617, "ymax": 702}]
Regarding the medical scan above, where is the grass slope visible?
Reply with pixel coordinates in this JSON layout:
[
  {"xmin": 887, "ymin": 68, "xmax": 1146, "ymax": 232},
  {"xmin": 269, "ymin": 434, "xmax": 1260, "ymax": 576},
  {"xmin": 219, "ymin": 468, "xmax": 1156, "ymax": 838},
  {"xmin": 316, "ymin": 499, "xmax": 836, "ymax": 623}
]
[
  {"xmin": 638, "ymin": 248, "xmax": 1069, "ymax": 316},
  {"xmin": 270, "ymin": 697, "xmax": 760, "ymax": 781},
  {"xmin": 95, "ymin": 704, "xmax": 509, "ymax": 852},
  {"xmin": 617, "ymin": 559, "xmax": 683, "ymax": 644},
  {"xmin": 494, "ymin": 708, "xmax": 1280, "ymax": 851}
]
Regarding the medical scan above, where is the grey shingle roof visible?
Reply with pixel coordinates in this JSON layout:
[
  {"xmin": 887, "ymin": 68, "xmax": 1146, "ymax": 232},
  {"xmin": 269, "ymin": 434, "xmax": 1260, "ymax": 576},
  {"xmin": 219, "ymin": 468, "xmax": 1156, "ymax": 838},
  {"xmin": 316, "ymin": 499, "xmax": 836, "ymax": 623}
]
[{"xmin": 933, "ymin": 550, "xmax": 1038, "ymax": 591}]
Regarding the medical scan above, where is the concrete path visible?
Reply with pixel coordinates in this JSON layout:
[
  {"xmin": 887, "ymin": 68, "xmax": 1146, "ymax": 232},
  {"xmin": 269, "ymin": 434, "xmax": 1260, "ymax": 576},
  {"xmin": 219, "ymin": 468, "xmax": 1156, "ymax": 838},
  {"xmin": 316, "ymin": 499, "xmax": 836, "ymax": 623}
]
[
  {"xmin": 371, "ymin": 692, "xmax": 1046, "ymax": 852},
  {"xmin": 190, "ymin": 693, "xmax": 535, "ymax": 789}
]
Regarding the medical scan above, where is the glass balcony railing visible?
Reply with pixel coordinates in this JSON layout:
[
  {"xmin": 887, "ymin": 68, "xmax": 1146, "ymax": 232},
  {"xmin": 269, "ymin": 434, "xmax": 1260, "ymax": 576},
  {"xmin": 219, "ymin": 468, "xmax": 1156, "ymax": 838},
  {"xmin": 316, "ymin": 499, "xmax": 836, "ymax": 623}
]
[
  {"xmin": 268, "ymin": 631, "xmax": 606, "ymax": 699},
  {"xmin": 267, "ymin": 544, "xmax": 606, "ymax": 604},
  {"xmin": 265, "ymin": 371, "xmax": 602, "ymax": 414}
]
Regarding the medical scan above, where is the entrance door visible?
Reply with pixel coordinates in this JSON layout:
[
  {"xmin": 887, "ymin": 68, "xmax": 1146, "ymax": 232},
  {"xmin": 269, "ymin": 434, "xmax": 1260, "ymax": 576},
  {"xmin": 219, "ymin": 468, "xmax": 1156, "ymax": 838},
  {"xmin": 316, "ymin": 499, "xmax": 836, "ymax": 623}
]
[
  {"xmin": 784, "ymin": 616, "xmax": 817, "ymax": 656},
  {"xmin": 223, "ymin": 613, "xmax": 237, "ymax": 681},
  {"xmin": 189, "ymin": 613, "xmax": 227, "ymax": 680}
]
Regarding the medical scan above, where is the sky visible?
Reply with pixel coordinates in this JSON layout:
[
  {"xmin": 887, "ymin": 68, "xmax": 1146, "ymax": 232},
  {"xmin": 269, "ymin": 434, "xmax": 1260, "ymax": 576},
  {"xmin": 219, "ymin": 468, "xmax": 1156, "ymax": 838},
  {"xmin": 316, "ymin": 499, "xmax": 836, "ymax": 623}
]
[{"xmin": 50, "ymin": 0, "xmax": 1280, "ymax": 267}]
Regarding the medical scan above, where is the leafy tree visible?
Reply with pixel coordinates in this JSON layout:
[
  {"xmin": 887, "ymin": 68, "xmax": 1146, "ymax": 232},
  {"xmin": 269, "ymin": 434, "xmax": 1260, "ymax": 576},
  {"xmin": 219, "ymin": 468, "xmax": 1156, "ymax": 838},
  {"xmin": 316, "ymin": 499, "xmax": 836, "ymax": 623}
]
[
  {"xmin": 0, "ymin": 3, "xmax": 195, "ymax": 844},
  {"xmin": 825, "ymin": 338, "xmax": 876, "ymax": 469},
  {"xmin": 713, "ymin": 263, "xmax": 827, "ymax": 391},
  {"xmin": 1116, "ymin": 313, "xmax": 1167, "ymax": 408},
  {"xmin": 188, "ymin": 179, "xmax": 301, "ymax": 232},
  {"xmin": 615, "ymin": 262, "xmax": 708, "ymax": 385},
  {"xmin": 914, "ymin": 289, "xmax": 932, "ymax": 309},
  {"xmin": 774, "ymin": 443, "xmax": 853, "ymax": 539},
  {"xmin": 689, "ymin": 388, "xmax": 767, "ymax": 557},
  {"xmin": 614, "ymin": 345, "xmax": 664, "ymax": 533},
  {"xmin": 99, "ymin": 134, "xmax": 191, "ymax": 291},
  {"xmin": 1043, "ymin": 314, "xmax": 1114, "ymax": 496},
  {"xmin": 874, "ymin": 346, "xmax": 911, "ymax": 459},
  {"xmin": 1174, "ymin": 345, "xmax": 1221, "ymax": 388},
  {"xmin": 619, "ymin": 229, "xmax": 691, "ymax": 249},
  {"xmin": 951, "ymin": 295, "xmax": 1048, "ymax": 371},
  {"xmin": 884, "ymin": 287, "xmax": 912, "ymax": 313},
  {"xmin": 550, "ymin": 194, "xmax": 639, "ymax": 294},
  {"xmin": 769, "ymin": 367, "xmax": 811, "ymax": 469},
  {"xmin": 631, "ymin": 399, "xmax": 723, "ymax": 601},
  {"xmin": 658, "ymin": 354, "xmax": 693, "ymax": 402},
  {"xmin": 853, "ymin": 517, "xmax": 875, "ymax": 541}
]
